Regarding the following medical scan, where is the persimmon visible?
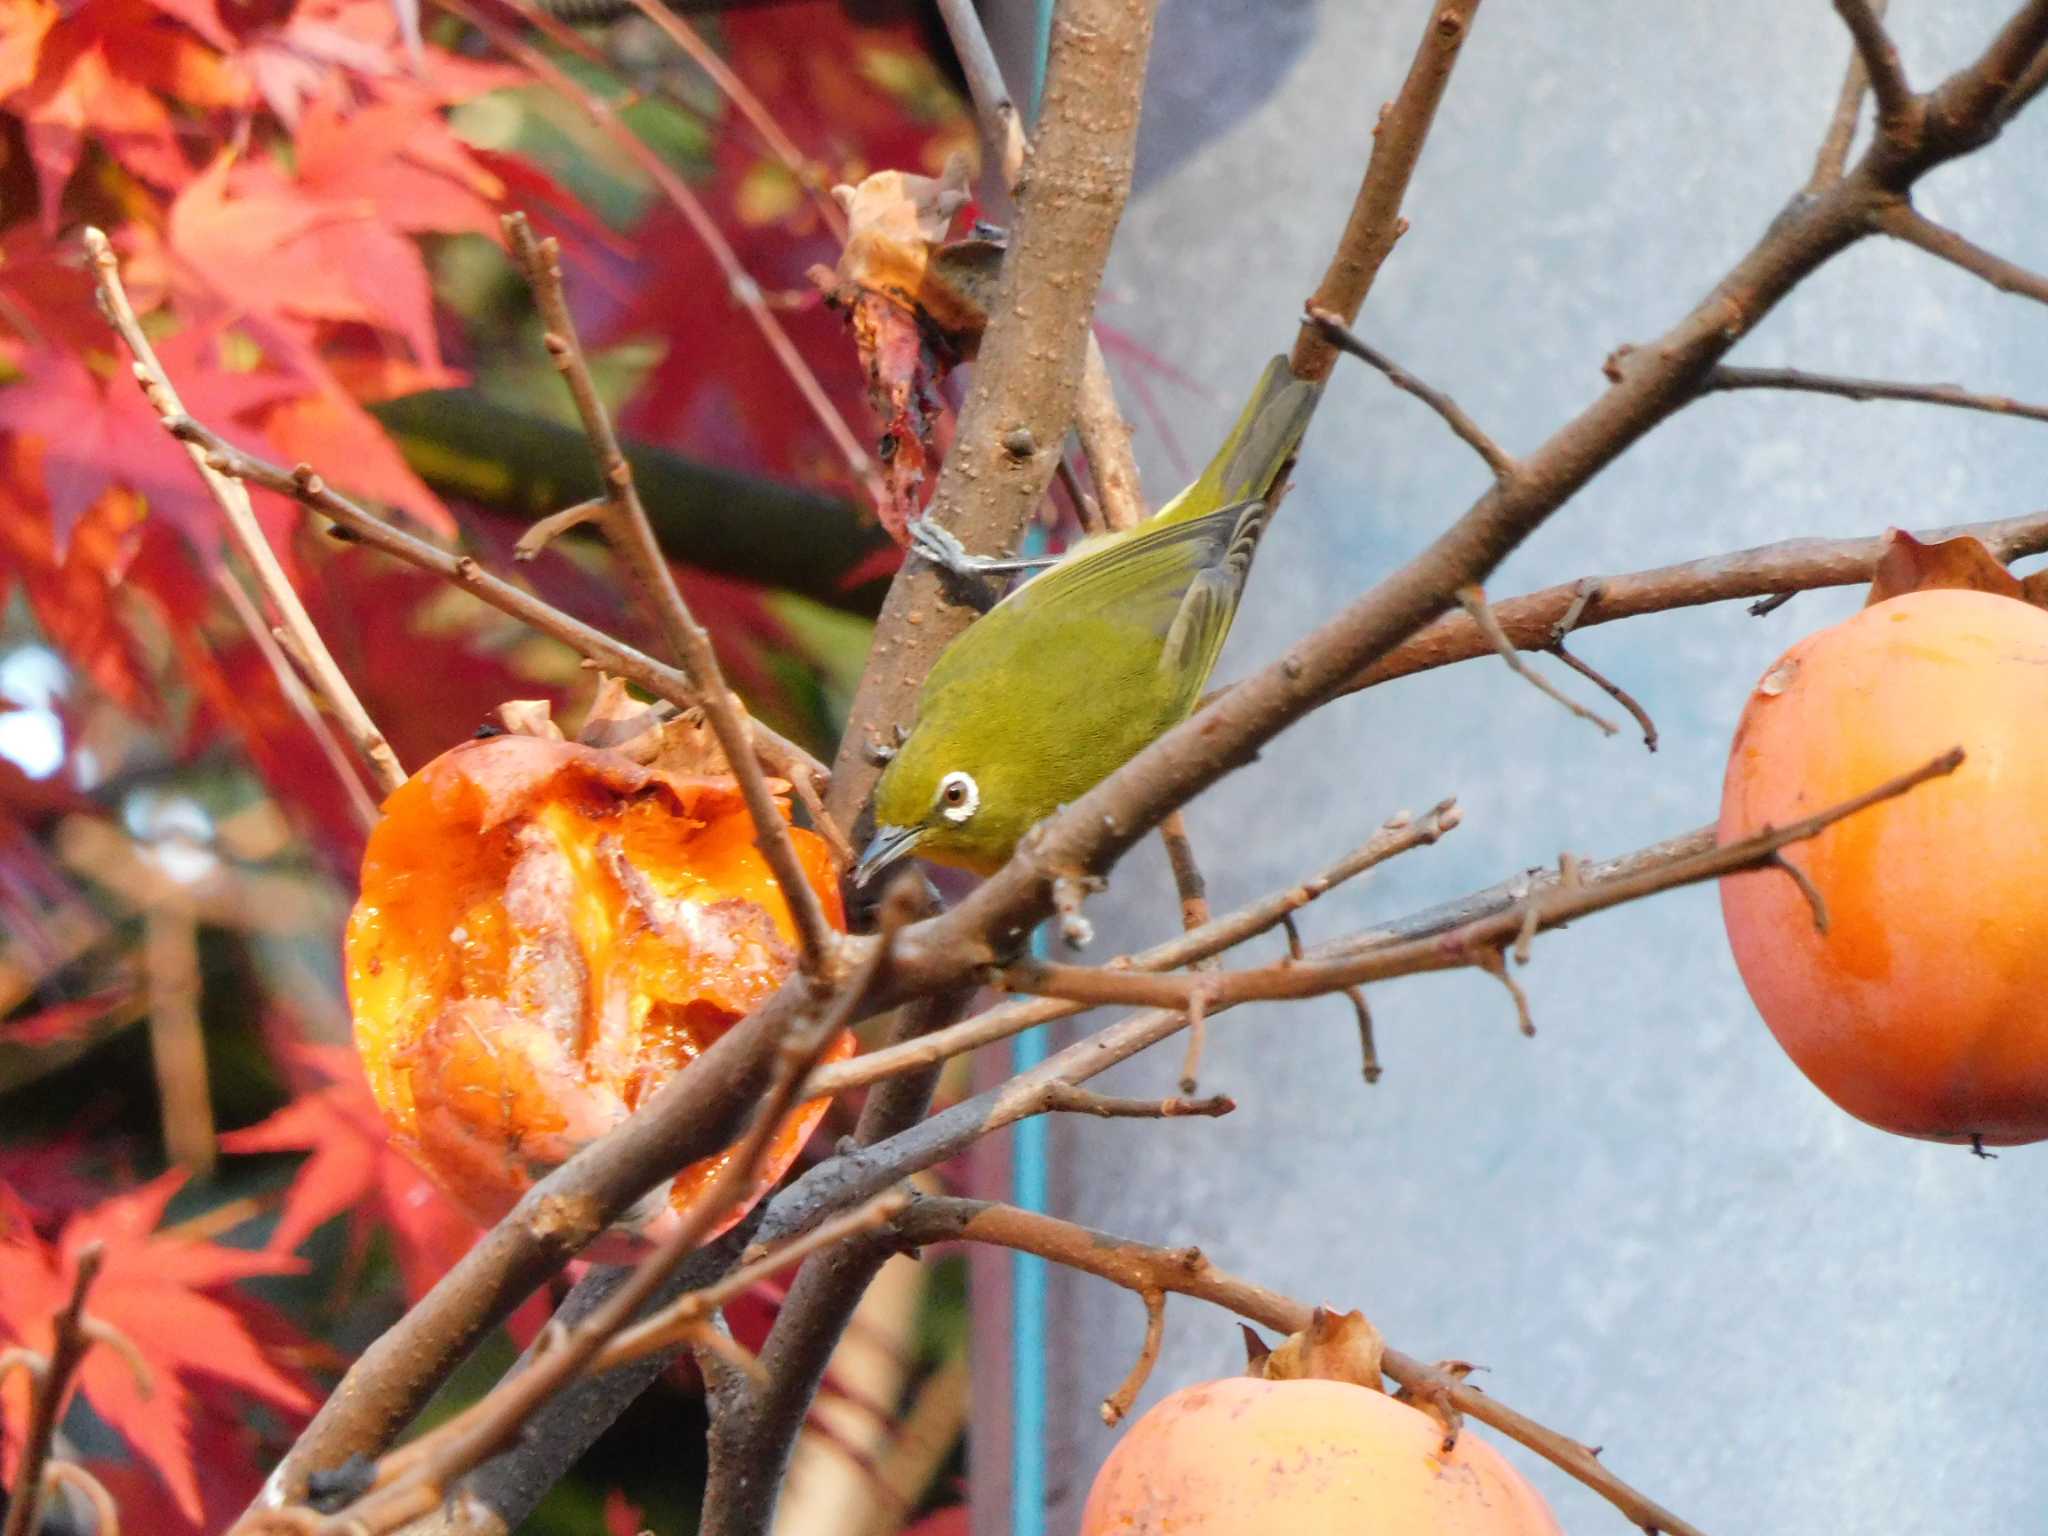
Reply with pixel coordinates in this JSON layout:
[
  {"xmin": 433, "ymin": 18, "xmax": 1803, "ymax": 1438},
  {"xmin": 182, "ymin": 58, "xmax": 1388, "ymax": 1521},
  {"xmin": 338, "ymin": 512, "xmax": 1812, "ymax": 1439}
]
[
  {"xmin": 1719, "ymin": 579, "xmax": 2048, "ymax": 1145},
  {"xmin": 1080, "ymin": 1376, "xmax": 1560, "ymax": 1534},
  {"xmin": 345, "ymin": 733, "xmax": 847, "ymax": 1245}
]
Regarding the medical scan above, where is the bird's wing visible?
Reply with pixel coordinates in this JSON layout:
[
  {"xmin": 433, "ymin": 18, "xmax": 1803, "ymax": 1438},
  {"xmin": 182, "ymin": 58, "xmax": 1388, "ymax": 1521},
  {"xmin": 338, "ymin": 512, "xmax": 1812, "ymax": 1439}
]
[
  {"xmin": 996, "ymin": 498, "xmax": 1248, "ymax": 643},
  {"xmin": 1157, "ymin": 500, "xmax": 1268, "ymax": 694}
]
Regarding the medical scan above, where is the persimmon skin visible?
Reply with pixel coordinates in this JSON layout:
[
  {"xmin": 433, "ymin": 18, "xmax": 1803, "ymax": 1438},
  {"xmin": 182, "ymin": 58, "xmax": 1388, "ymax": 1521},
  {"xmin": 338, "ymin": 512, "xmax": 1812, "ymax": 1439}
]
[
  {"xmin": 1719, "ymin": 588, "xmax": 2048, "ymax": 1144},
  {"xmin": 346, "ymin": 735, "xmax": 847, "ymax": 1246},
  {"xmin": 1080, "ymin": 1377, "xmax": 1559, "ymax": 1536}
]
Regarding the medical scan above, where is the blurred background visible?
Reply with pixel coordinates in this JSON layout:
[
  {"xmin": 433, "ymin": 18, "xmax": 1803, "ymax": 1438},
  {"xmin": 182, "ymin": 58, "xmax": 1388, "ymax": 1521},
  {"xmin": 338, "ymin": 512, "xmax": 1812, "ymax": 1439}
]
[{"xmin": 3, "ymin": 1, "xmax": 2047, "ymax": 1533}]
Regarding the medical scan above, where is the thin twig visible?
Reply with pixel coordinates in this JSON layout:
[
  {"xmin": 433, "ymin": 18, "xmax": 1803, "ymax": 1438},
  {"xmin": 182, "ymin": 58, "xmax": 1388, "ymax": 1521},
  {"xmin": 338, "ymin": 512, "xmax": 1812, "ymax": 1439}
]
[
  {"xmin": 1811, "ymin": 0, "xmax": 1889, "ymax": 187},
  {"xmin": 504, "ymin": 213, "xmax": 840, "ymax": 973},
  {"xmin": 1040, "ymin": 1083, "xmax": 1236, "ymax": 1120},
  {"xmin": 617, "ymin": 0, "xmax": 847, "ymax": 241},
  {"xmin": 84, "ymin": 228, "xmax": 406, "ymax": 798},
  {"xmin": 1456, "ymin": 586, "xmax": 1619, "ymax": 735},
  {"xmin": 438, "ymin": 0, "xmax": 877, "ymax": 495},
  {"xmin": 889, "ymin": 1198, "xmax": 1709, "ymax": 1536},
  {"xmin": 1307, "ymin": 306, "xmax": 1516, "ymax": 479},
  {"xmin": 163, "ymin": 415, "xmax": 839, "ymax": 860},
  {"xmin": 1000, "ymin": 751, "xmax": 1962, "ymax": 1013},
  {"xmin": 1157, "ymin": 809, "xmax": 1216, "ymax": 1091},
  {"xmin": 1549, "ymin": 643, "xmax": 1659, "ymax": 751},
  {"xmin": 1098, "ymin": 1288, "xmax": 1166, "ymax": 1427},
  {"xmin": 1831, "ymin": 0, "xmax": 1915, "ymax": 139},
  {"xmin": 1290, "ymin": 0, "xmax": 1485, "ymax": 378},
  {"xmin": 806, "ymin": 801, "xmax": 1459, "ymax": 1097},
  {"xmin": 1704, "ymin": 364, "xmax": 2048, "ymax": 426},
  {"xmin": 1874, "ymin": 204, "xmax": 2048, "ymax": 307},
  {"xmin": 3, "ymin": 1244, "xmax": 107, "ymax": 1536}
]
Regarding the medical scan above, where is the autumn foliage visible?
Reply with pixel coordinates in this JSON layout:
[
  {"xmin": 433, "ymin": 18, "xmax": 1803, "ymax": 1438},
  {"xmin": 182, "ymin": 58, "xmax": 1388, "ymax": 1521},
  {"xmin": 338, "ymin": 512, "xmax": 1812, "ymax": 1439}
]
[{"xmin": 0, "ymin": 0, "xmax": 964, "ymax": 1526}]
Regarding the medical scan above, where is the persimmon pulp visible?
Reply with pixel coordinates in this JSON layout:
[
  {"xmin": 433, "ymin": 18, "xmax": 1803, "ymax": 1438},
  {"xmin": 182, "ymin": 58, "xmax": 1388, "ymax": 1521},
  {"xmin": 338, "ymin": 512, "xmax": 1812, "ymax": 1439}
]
[
  {"xmin": 1719, "ymin": 588, "xmax": 2048, "ymax": 1145},
  {"xmin": 347, "ymin": 735, "xmax": 847, "ymax": 1242}
]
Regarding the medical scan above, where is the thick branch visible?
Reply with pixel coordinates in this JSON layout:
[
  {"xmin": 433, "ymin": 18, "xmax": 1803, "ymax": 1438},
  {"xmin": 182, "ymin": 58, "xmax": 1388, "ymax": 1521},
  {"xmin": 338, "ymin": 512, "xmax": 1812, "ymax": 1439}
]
[
  {"xmin": 893, "ymin": 1198, "xmax": 1706, "ymax": 1536},
  {"xmin": 829, "ymin": 0, "xmax": 1161, "ymax": 821}
]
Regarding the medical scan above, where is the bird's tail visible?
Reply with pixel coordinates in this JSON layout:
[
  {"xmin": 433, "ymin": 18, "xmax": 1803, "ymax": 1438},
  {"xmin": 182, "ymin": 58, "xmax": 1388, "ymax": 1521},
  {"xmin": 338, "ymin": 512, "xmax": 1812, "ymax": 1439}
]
[{"xmin": 1169, "ymin": 354, "xmax": 1324, "ymax": 522}]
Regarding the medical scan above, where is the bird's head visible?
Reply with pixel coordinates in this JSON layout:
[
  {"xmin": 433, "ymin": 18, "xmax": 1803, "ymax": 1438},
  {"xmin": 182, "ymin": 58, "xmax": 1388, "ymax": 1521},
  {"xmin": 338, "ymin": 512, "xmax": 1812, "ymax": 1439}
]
[{"xmin": 856, "ymin": 721, "xmax": 1018, "ymax": 885}]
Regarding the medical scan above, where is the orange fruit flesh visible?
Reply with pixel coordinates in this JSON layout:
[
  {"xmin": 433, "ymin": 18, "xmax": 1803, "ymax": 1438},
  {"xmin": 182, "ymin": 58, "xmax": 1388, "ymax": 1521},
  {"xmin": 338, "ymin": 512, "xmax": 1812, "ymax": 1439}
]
[
  {"xmin": 1719, "ymin": 588, "xmax": 2048, "ymax": 1143},
  {"xmin": 347, "ymin": 736, "xmax": 847, "ymax": 1236}
]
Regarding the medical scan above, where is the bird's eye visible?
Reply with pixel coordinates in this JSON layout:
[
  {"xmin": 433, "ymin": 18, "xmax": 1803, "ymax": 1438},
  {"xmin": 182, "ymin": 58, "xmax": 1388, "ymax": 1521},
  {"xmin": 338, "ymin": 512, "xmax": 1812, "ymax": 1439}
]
[{"xmin": 936, "ymin": 770, "xmax": 979, "ymax": 824}]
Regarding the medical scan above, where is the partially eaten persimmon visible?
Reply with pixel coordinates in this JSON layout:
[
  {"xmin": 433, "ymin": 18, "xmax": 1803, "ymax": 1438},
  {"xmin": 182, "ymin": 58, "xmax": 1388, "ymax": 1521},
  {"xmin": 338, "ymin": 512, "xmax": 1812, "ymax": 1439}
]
[{"xmin": 345, "ymin": 733, "xmax": 847, "ymax": 1246}]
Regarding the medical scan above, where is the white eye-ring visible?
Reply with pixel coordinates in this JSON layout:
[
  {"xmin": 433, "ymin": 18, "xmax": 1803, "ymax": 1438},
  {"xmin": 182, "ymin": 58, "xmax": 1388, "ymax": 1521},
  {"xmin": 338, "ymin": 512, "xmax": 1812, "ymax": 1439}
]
[{"xmin": 936, "ymin": 770, "xmax": 979, "ymax": 824}]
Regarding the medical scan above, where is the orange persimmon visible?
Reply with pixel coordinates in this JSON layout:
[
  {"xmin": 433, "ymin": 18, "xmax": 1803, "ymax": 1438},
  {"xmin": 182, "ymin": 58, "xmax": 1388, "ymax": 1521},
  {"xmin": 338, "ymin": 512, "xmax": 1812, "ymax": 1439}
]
[
  {"xmin": 345, "ymin": 733, "xmax": 847, "ymax": 1245},
  {"xmin": 1719, "ymin": 584, "xmax": 2048, "ymax": 1145},
  {"xmin": 1080, "ymin": 1376, "xmax": 1560, "ymax": 1535}
]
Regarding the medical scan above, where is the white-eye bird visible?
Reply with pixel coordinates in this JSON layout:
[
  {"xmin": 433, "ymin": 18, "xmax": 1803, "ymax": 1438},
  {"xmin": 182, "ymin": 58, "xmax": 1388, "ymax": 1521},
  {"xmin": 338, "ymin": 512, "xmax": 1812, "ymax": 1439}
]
[{"xmin": 854, "ymin": 355, "xmax": 1322, "ymax": 883}]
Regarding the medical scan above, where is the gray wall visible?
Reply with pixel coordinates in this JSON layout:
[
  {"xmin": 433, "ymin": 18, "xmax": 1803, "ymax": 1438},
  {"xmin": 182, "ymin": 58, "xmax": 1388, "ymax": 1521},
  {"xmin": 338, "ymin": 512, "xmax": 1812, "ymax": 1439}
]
[{"xmin": 1035, "ymin": 3, "xmax": 2048, "ymax": 1532}]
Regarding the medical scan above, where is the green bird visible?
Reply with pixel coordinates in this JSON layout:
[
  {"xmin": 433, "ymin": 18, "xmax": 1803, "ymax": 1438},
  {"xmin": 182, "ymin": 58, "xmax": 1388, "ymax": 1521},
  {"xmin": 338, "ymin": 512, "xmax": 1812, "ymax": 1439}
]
[{"xmin": 854, "ymin": 355, "xmax": 1323, "ymax": 884}]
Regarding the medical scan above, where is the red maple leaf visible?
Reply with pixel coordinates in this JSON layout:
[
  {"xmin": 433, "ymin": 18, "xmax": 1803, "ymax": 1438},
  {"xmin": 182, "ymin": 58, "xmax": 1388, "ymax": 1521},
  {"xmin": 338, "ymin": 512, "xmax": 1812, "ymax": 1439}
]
[
  {"xmin": 219, "ymin": 1043, "xmax": 481, "ymax": 1302},
  {"xmin": 0, "ymin": 1172, "xmax": 313, "ymax": 1524}
]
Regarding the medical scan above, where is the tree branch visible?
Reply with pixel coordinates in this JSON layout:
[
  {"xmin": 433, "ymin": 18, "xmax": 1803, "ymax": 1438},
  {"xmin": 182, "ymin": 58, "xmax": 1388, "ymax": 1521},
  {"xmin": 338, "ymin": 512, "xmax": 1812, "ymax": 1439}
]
[
  {"xmin": 1811, "ymin": 0, "xmax": 1889, "ymax": 188},
  {"xmin": 1344, "ymin": 506, "xmax": 2048, "ymax": 692},
  {"xmin": 1831, "ymin": 0, "xmax": 1914, "ymax": 140},
  {"xmin": 502, "ymin": 213, "xmax": 841, "ymax": 971},
  {"xmin": 892, "ymin": 1198, "xmax": 1707, "ymax": 1536},
  {"xmin": 1308, "ymin": 306, "xmax": 1516, "ymax": 479},
  {"xmin": 829, "ymin": 0, "xmax": 1162, "ymax": 824},
  {"xmin": 2, "ymin": 1244, "xmax": 108, "ymax": 1536},
  {"xmin": 1290, "ymin": 0, "xmax": 1485, "ymax": 379},
  {"xmin": 1703, "ymin": 363, "xmax": 2048, "ymax": 425},
  {"xmin": 85, "ymin": 228, "xmax": 405, "ymax": 804},
  {"xmin": 1874, "ymin": 203, "xmax": 2048, "ymax": 306}
]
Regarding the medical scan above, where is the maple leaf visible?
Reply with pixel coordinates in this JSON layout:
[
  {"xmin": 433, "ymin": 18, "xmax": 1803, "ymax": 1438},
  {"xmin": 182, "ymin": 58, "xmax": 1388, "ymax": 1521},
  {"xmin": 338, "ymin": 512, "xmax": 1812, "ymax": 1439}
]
[
  {"xmin": 0, "ymin": 0, "xmax": 56, "ymax": 100},
  {"xmin": 294, "ymin": 86, "xmax": 506, "ymax": 241},
  {"xmin": 219, "ymin": 1043, "xmax": 479, "ymax": 1301},
  {"xmin": 0, "ymin": 1172, "xmax": 312, "ymax": 1523}
]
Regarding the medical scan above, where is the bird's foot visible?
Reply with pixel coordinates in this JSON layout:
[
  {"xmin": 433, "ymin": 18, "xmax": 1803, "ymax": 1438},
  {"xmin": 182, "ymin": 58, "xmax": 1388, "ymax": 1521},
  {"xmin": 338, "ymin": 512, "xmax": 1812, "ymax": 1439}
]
[{"xmin": 908, "ymin": 519, "xmax": 1059, "ymax": 613}]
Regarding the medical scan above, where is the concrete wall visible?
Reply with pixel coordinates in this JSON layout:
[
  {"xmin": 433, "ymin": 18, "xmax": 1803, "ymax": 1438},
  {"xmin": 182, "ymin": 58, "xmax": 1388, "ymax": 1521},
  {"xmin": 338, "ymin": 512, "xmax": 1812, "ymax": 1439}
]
[{"xmin": 1024, "ymin": 3, "xmax": 2048, "ymax": 1531}]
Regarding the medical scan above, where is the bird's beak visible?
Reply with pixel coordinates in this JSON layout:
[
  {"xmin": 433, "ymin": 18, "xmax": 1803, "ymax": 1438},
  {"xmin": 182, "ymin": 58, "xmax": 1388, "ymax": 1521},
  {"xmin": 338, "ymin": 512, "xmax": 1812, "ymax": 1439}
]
[{"xmin": 853, "ymin": 824, "xmax": 926, "ymax": 887}]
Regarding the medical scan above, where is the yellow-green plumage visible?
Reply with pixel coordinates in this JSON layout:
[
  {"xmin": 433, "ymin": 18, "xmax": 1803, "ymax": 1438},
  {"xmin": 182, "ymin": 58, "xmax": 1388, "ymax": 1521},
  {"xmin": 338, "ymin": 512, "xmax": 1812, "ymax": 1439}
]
[{"xmin": 861, "ymin": 355, "xmax": 1322, "ymax": 879}]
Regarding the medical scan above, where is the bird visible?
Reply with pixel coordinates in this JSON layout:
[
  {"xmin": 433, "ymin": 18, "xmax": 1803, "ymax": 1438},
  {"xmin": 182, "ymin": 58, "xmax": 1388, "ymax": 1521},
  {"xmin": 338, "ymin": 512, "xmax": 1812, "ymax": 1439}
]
[{"xmin": 854, "ymin": 354, "xmax": 1322, "ymax": 885}]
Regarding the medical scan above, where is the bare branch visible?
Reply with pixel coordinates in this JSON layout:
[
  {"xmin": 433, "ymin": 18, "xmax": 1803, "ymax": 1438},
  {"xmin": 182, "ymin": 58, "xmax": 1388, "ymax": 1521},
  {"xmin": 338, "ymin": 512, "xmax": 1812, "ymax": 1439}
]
[
  {"xmin": 1157, "ymin": 809, "xmax": 1217, "ymax": 1090},
  {"xmin": 3, "ymin": 1244, "xmax": 107, "ymax": 1536},
  {"xmin": 806, "ymin": 801, "xmax": 1460, "ymax": 1097},
  {"xmin": 1000, "ymin": 750, "xmax": 1961, "ymax": 1013},
  {"xmin": 1291, "ymin": 0, "xmax": 1486, "ymax": 378},
  {"xmin": 1344, "ymin": 507, "xmax": 2048, "ymax": 693},
  {"xmin": 1307, "ymin": 306, "xmax": 1516, "ymax": 479},
  {"xmin": 1810, "ymin": 0, "xmax": 1889, "ymax": 187},
  {"xmin": 503, "ymin": 213, "xmax": 840, "ymax": 975},
  {"xmin": 933, "ymin": 0, "xmax": 1146, "ymax": 534},
  {"xmin": 1548, "ymin": 642, "xmax": 1659, "ymax": 751},
  {"xmin": 442, "ymin": 0, "xmax": 876, "ymax": 494},
  {"xmin": 1831, "ymin": 0, "xmax": 1915, "ymax": 140},
  {"xmin": 1040, "ymin": 1083, "xmax": 1237, "ymax": 1120},
  {"xmin": 892, "ymin": 1197, "xmax": 1707, "ymax": 1536},
  {"xmin": 1705, "ymin": 363, "xmax": 2048, "ymax": 426},
  {"xmin": 1456, "ymin": 586, "xmax": 1619, "ymax": 736},
  {"xmin": 1098, "ymin": 1288, "xmax": 1167, "ymax": 1427},
  {"xmin": 1875, "ymin": 204, "xmax": 2048, "ymax": 307},
  {"xmin": 85, "ymin": 228, "xmax": 405, "ymax": 800}
]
